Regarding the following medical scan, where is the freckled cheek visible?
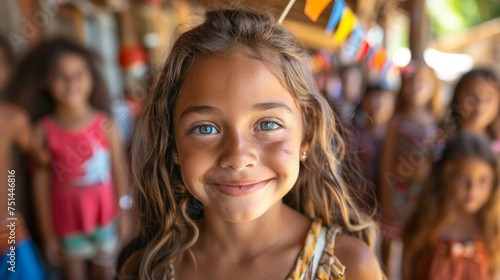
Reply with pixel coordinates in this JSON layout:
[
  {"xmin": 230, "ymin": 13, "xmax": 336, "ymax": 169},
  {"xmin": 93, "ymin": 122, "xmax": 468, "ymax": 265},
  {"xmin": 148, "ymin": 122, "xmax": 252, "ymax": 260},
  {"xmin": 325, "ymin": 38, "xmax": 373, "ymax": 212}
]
[
  {"xmin": 260, "ymin": 138, "xmax": 301, "ymax": 175},
  {"xmin": 176, "ymin": 141, "xmax": 215, "ymax": 183}
]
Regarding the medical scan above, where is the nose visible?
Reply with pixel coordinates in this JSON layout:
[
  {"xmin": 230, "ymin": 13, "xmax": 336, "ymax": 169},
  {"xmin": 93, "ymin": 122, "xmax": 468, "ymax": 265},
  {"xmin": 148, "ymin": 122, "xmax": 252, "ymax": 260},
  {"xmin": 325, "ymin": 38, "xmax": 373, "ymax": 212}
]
[{"xmin": 218, "ymin": 129, "xmax": 257, "ymax": 171}]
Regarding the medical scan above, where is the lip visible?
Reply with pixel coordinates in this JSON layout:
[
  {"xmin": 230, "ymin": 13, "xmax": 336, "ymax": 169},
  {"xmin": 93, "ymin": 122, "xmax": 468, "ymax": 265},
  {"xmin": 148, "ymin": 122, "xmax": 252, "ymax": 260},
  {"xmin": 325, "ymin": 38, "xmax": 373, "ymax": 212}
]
[{"xmin": 207, "ymin": 179, "xmax": 273, "ymax": 197}]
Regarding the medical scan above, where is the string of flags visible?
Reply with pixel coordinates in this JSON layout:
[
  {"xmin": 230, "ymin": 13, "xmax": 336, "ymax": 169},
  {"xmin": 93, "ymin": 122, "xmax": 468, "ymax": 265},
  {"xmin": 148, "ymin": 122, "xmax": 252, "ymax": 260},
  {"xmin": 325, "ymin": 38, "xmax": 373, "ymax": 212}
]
[{"xmin": 304, "ymin": 0, "xmax": 401, "ymax": 88}]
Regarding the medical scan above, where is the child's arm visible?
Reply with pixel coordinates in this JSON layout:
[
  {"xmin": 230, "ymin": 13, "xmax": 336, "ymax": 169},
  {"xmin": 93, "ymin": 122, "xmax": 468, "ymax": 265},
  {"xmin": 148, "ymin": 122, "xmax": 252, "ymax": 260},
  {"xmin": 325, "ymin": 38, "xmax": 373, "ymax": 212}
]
[
  {"xmin": 103, "ymin": 118, "xmax": 129, "ymax": 236},
  {"xmin": 32, "ymin": 123, "xmax": 60, "ymax": 266},
  {"xmin": 401, "ymin": 249, "xmax": 413, "ymax": 280},
  {"xmin": 11, "ymin": 106, "xmax": 32, "ymax": 155},
  {"xmin": 379, "ymin": 118, "xmax": 398, "ymax": 224}
]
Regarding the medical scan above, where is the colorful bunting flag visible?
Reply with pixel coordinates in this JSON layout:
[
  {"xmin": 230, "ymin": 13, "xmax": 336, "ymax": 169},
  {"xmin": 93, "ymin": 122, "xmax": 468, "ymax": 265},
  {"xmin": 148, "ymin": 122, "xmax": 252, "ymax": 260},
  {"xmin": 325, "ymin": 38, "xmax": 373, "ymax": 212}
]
[
  {"xmin": 356, "ymin": 39, "xmax": 371, "ymax": 62},
  {"xmin": 373, "ymin": 49, "xmax": 388, "ymax": 71},
  {"xmin": 346, "ymin": 25, "xmax": 364, "ymax": 55},
  {"xmin": 325, "ymin": 0, "xmax": 346, "ymax": 34},
  {"xmin": 333, "ymin": 7, "xmax": 357, "ymax": 45},
  {"xmin": 305, "ymin": 0, "xmax": 332, "ymax": 22}
]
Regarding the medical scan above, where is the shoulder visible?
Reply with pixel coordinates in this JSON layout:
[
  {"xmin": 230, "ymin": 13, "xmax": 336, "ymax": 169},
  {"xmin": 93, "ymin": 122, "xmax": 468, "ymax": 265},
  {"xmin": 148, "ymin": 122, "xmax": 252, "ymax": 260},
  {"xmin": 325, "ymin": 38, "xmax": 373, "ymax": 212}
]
[
  {"xmin": 334, "ymin": 234, "xmax": 383, "ymax": 280},
  {"xmin": 0, "ymin": 102, "xmax": 29, "ymax": 126}
]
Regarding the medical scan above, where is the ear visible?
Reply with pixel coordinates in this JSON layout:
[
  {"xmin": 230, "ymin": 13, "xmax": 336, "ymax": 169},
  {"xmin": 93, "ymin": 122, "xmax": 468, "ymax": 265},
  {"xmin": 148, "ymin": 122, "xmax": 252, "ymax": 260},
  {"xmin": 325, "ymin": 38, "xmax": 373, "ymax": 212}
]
[{"xmin": 300, "ymin": 140, "xmax": 310, "ymax": 155}]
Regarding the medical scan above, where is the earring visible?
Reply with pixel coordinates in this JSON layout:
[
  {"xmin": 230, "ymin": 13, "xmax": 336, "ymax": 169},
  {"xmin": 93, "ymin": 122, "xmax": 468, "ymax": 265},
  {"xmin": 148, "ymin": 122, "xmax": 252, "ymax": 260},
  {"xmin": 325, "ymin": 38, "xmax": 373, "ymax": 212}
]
[
  {"xmin": 174, "ymin": 155, "xmax": 179, "ymax": 164},
  {"xmin": 301, "ymin": 152, "xmax": 307, "ymax": 161}
]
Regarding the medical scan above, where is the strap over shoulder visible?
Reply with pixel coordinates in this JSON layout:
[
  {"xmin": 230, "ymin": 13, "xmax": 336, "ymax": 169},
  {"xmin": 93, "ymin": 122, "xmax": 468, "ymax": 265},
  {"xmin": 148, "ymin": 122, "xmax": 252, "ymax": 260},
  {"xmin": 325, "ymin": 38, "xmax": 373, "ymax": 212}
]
[{"xmin": 314, "ymin": 225, "xmax": 346, "ymax": 279}]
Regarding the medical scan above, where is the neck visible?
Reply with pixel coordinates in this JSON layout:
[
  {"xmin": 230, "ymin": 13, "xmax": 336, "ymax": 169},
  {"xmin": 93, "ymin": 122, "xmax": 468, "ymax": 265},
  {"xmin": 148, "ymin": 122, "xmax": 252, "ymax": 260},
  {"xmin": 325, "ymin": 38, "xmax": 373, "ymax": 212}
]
[
  {"xmin": 195, "ymin": 202, "xmax": 307, "ymax": 259},
  {"xmin": 461, "ymin": 125, "xmax": 488, "ymax": 137},
  {"xmin": 54, "ymin": 103, "xmax": 93, "ymax": 122},
  {"xmin": 443, "ymin": 212, "xmax": 479, "ymax": 240}
]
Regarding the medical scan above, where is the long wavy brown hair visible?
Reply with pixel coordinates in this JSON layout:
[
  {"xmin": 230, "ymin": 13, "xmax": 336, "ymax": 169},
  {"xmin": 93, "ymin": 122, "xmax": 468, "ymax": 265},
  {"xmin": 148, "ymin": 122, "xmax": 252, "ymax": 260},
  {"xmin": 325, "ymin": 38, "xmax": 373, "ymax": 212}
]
[
  {"xmin": 117, "ymin": 8, "xmax": 378, "ymax": 279},
  {"xmin": 403, "ymin": 131, "xmax": 500, "ymax": 275}
]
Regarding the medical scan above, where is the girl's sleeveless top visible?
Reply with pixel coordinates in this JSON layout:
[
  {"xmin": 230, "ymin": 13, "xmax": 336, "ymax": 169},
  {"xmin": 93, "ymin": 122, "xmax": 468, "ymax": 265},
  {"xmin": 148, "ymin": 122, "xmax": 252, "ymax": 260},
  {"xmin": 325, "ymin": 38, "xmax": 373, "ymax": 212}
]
[
  {"xmin": 40, "ymin": 112, "xmax": 117, "ymax": 238},
  {"xmin": 413, "ymin": 237, "xmax": 490, "ymax": 280},
  {"xmin": 166, "ymin": 219, "xmax": 346, "ymax": 280}
]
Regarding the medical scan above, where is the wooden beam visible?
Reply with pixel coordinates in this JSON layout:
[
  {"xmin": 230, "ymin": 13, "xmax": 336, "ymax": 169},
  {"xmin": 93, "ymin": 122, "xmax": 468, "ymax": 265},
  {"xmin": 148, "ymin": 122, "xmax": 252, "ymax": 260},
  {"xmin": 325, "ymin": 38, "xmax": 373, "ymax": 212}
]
[{"xmin": 283, "ymin": 19, "xmax": 338, "ymax": 50}]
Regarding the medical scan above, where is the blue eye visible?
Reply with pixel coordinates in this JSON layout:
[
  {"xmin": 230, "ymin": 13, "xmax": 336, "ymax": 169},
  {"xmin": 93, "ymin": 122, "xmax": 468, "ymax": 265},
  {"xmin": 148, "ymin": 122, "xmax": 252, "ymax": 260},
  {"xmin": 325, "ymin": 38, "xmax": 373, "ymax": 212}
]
[
  {"xmin": 193, "ymin": 125, "xmax": 219, "ymax": 135},
  {"xmin": 257, "ymin": 120, "xmax": 283, "ymax": 131}
]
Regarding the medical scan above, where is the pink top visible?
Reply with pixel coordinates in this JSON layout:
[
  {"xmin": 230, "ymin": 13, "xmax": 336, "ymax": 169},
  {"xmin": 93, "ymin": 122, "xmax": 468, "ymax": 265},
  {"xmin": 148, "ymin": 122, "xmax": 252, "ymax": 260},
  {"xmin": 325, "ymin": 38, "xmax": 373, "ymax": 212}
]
[
  {"xmin": 41, "ymin": 112, "xmax": 117, "ymax": 238},
  {"xmin": 413, "ymin": 238, "xmax": 490, "ymax": 280}
]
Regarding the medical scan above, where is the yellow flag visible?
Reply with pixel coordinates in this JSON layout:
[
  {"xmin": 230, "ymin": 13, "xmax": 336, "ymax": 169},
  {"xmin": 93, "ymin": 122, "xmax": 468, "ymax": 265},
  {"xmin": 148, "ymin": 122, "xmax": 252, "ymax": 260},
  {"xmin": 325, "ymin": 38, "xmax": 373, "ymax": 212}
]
[
  {"xmin": 305, "ymin": 0, "xmax": 332, "ymax": 22},
  {"xmin": 333, "ymin": 8, "xmax": 357, "ymax": 45}
]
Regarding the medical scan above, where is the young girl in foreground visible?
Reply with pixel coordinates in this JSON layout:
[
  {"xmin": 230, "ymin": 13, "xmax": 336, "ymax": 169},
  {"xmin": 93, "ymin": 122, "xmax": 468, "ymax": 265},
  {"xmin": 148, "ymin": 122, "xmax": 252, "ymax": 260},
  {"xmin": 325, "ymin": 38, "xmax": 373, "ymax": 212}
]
[
  {"xmin": 403, "ymin": 132, "xmax": 500, "ymax": 279},
  {"xmin": 7, "ymin": 38, "xmax": 127, "ymax": 279},
  {"xmin": 117, "ymin": 9, "xmax": 382, "ymax": 280}
]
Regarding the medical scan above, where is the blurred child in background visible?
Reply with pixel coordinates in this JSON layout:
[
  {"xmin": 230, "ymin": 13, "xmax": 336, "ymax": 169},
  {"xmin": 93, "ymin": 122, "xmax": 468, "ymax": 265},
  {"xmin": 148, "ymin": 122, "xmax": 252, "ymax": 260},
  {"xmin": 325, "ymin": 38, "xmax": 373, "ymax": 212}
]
[
  {"xmin": 6, "ymin": 38, "xmax": 128, "ymax": 280},
  {"xmin": 447, "ymin": 68, "xmax": 500, "ymax": 153},
  {"xmin": 379, "ymin": 61, "xmax": 442, "ymax": 277},
  {"xmin": 403, "ymin": 132, "xmax": 500, "ymax": 279},
  {"xmin": 0, "ymin": 34, "xmax": 46, "ymax": 280},
  {"xmin": 334, "ymin": 64, "xmax": 366, "ymax": 128},
  {"xmin": 356, "ymin": 85, "xmax": 395, "ymax": 213}
]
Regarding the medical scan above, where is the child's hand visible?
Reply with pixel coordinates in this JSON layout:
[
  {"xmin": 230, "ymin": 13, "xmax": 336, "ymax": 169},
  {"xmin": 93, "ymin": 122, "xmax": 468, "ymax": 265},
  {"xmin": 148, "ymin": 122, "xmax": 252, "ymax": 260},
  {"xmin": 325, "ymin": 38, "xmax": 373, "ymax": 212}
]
[{"xmin": 44, "ymin": 237, "xmax": 61, "ymax": 266}]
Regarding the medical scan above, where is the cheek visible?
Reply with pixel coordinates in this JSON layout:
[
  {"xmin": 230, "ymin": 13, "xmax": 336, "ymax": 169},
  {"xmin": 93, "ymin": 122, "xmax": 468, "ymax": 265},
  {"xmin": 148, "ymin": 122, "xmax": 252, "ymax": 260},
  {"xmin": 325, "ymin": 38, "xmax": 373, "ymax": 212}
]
[{"xmin": 261, "ymin": 139, "xmax": 301, "ymax": 178}]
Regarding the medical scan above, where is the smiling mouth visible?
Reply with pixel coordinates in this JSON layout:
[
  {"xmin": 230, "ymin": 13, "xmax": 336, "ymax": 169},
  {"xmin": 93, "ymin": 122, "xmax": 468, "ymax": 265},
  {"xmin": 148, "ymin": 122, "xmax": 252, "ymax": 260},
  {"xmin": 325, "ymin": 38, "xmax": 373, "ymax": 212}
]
[{"xmin": 207, "ymin": 179, "xmax": 273, "ymax": 196}]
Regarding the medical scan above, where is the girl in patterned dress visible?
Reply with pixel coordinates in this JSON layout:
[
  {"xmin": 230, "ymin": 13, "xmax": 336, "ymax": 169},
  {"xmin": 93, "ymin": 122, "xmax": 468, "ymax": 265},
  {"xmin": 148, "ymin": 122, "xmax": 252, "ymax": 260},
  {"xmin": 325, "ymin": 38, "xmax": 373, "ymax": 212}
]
[
  {"xmin": 117, "ymin": 8, "xmax": 383, "ymax": 280},
  {"xmin": 403, "ymin": 132, "xmax": 500, "ymax": 279},
  {"xmin": 7, "ymin": 38, "xmax": 128, "ymax": 280},
  {"xmin": 379, "ymin": 61, "xmax": 443, "ymax": 277}
]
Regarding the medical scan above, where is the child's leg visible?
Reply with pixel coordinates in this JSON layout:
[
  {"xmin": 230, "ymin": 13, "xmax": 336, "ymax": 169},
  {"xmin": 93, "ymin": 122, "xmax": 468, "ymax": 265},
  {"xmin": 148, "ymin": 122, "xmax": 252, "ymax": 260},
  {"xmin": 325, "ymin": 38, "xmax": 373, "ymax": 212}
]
[
  {"xmin": 60, "ymin": 234, "xmax": 96, "ymax": 280},
  {"xmin": 89, "ymin": 221, "xmax": 119, "ymax": 280},
  {"xmin": 61, "ymin": 257, "xmax": 87, "ymax": 280},
  {"xmin": 89, "ymin": 260, "xmax": 113, "ymax": 280}
]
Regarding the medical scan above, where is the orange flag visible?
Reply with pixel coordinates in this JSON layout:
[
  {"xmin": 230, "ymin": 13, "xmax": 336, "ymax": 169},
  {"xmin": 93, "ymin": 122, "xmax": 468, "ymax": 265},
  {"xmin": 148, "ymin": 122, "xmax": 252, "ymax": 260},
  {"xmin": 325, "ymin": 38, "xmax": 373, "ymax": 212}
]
[{"xmin": 305, "ymin": 0, "xmax": 332, "ymax": 22}]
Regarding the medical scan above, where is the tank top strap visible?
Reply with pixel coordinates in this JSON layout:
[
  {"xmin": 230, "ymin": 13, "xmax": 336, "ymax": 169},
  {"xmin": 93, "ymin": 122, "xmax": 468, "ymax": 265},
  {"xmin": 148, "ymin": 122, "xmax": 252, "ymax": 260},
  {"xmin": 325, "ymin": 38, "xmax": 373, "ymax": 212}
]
[{"xmin": 314, "ymin": 225, "xmax": 346, "ymax": 279}]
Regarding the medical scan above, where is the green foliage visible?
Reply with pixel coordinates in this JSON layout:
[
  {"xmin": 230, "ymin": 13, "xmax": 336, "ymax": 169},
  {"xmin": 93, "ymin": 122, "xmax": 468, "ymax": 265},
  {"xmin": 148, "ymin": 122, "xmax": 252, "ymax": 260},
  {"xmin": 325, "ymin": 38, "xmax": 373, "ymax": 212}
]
[{"xmin": 427, "ymin": 0, "xmax": 500, "ymax": 36}]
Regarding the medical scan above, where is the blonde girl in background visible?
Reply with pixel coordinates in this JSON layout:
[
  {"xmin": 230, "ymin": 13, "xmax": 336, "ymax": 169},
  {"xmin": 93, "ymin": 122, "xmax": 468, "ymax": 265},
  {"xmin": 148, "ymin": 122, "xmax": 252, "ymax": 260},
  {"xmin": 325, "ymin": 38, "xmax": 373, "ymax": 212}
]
[{"xmin": 403, "ymin": 132, "xmax": 500, "ymax": 279}]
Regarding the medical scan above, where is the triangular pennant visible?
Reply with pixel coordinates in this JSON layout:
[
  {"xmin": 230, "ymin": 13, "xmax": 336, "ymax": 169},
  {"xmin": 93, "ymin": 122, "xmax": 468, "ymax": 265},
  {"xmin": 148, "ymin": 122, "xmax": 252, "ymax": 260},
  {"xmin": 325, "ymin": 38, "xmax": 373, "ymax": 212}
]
[
  {"xmin": 333, "ymin": 7, "xmax": 357, "ymax": 45},
  {"xmin": 373, "ymin": 49, "xmax": 388, "ymax": 71},
  {"xmin": 361, "ymin": 46, "xmax": 377, "ymax": 68},
  {"xmin": 347, "ymin": 25, "xmax": 364, "ymax": 54},
  {"xmin": 325, "ymin": 0, "xmax": 346, "ymax": 34},
  {"xmin": 305, "ymin": 0, "xmax": 332, "ymax": 22},
  {"xmin": 356, "ymin": 38, "xmax": 370, "ymax": 62}
]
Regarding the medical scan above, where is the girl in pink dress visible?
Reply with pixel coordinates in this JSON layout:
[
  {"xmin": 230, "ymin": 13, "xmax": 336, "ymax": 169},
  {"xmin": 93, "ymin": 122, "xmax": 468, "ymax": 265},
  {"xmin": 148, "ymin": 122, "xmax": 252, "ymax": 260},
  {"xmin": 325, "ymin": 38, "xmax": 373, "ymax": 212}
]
[{"xmin": 7, "ymin": 38, "xmax": 127, "ymax": 280}]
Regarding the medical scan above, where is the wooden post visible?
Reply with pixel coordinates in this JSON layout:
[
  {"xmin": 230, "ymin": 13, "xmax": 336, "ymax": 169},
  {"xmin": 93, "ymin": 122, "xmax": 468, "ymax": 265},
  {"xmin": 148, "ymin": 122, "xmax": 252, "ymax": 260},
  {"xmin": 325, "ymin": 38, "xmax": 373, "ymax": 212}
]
[{"xmin": 408, "ymin": 0, "xmax": 428, "ymax": 61}]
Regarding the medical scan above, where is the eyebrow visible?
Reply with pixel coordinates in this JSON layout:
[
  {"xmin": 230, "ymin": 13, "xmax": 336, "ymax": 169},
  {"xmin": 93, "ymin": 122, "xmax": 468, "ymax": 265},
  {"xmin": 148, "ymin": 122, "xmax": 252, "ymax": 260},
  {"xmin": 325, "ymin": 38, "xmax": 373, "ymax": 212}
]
[
  {"xmin": 253, "ymin": 102, "xmax": 293, "ymax": 113},
  {"xmin": 180, "ymin": 102, "xmax": 293, "ymax": 119},
  {"xmin": 180, "ymin": 105, "xmax": 220, "ymax": 119}
]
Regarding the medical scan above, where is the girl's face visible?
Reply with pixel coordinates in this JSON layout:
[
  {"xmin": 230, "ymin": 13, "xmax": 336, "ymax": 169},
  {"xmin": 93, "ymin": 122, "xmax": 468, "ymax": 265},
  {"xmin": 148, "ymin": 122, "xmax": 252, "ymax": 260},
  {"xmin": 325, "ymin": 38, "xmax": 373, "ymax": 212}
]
[
  {"xmin": 449, "ymin": 157, "xmax": 494, "ymax": 214},
  {"xmin": 403, "ymin": 67, "xmax": 435, "ymax": 107},
  {"xmin": 456, "ymin": 78, "xmax": 499, "ymax": 131},
  {"xmin": 173, "ymin": 51, "xmax": 309, "ymax": 223},
  {"xmin": 362, "ymin": 90, "xmax": 395, "ymax": 125},
  {"xmin": 48, "ymin": 53, "xmax": 93, "ymax": 108}
]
